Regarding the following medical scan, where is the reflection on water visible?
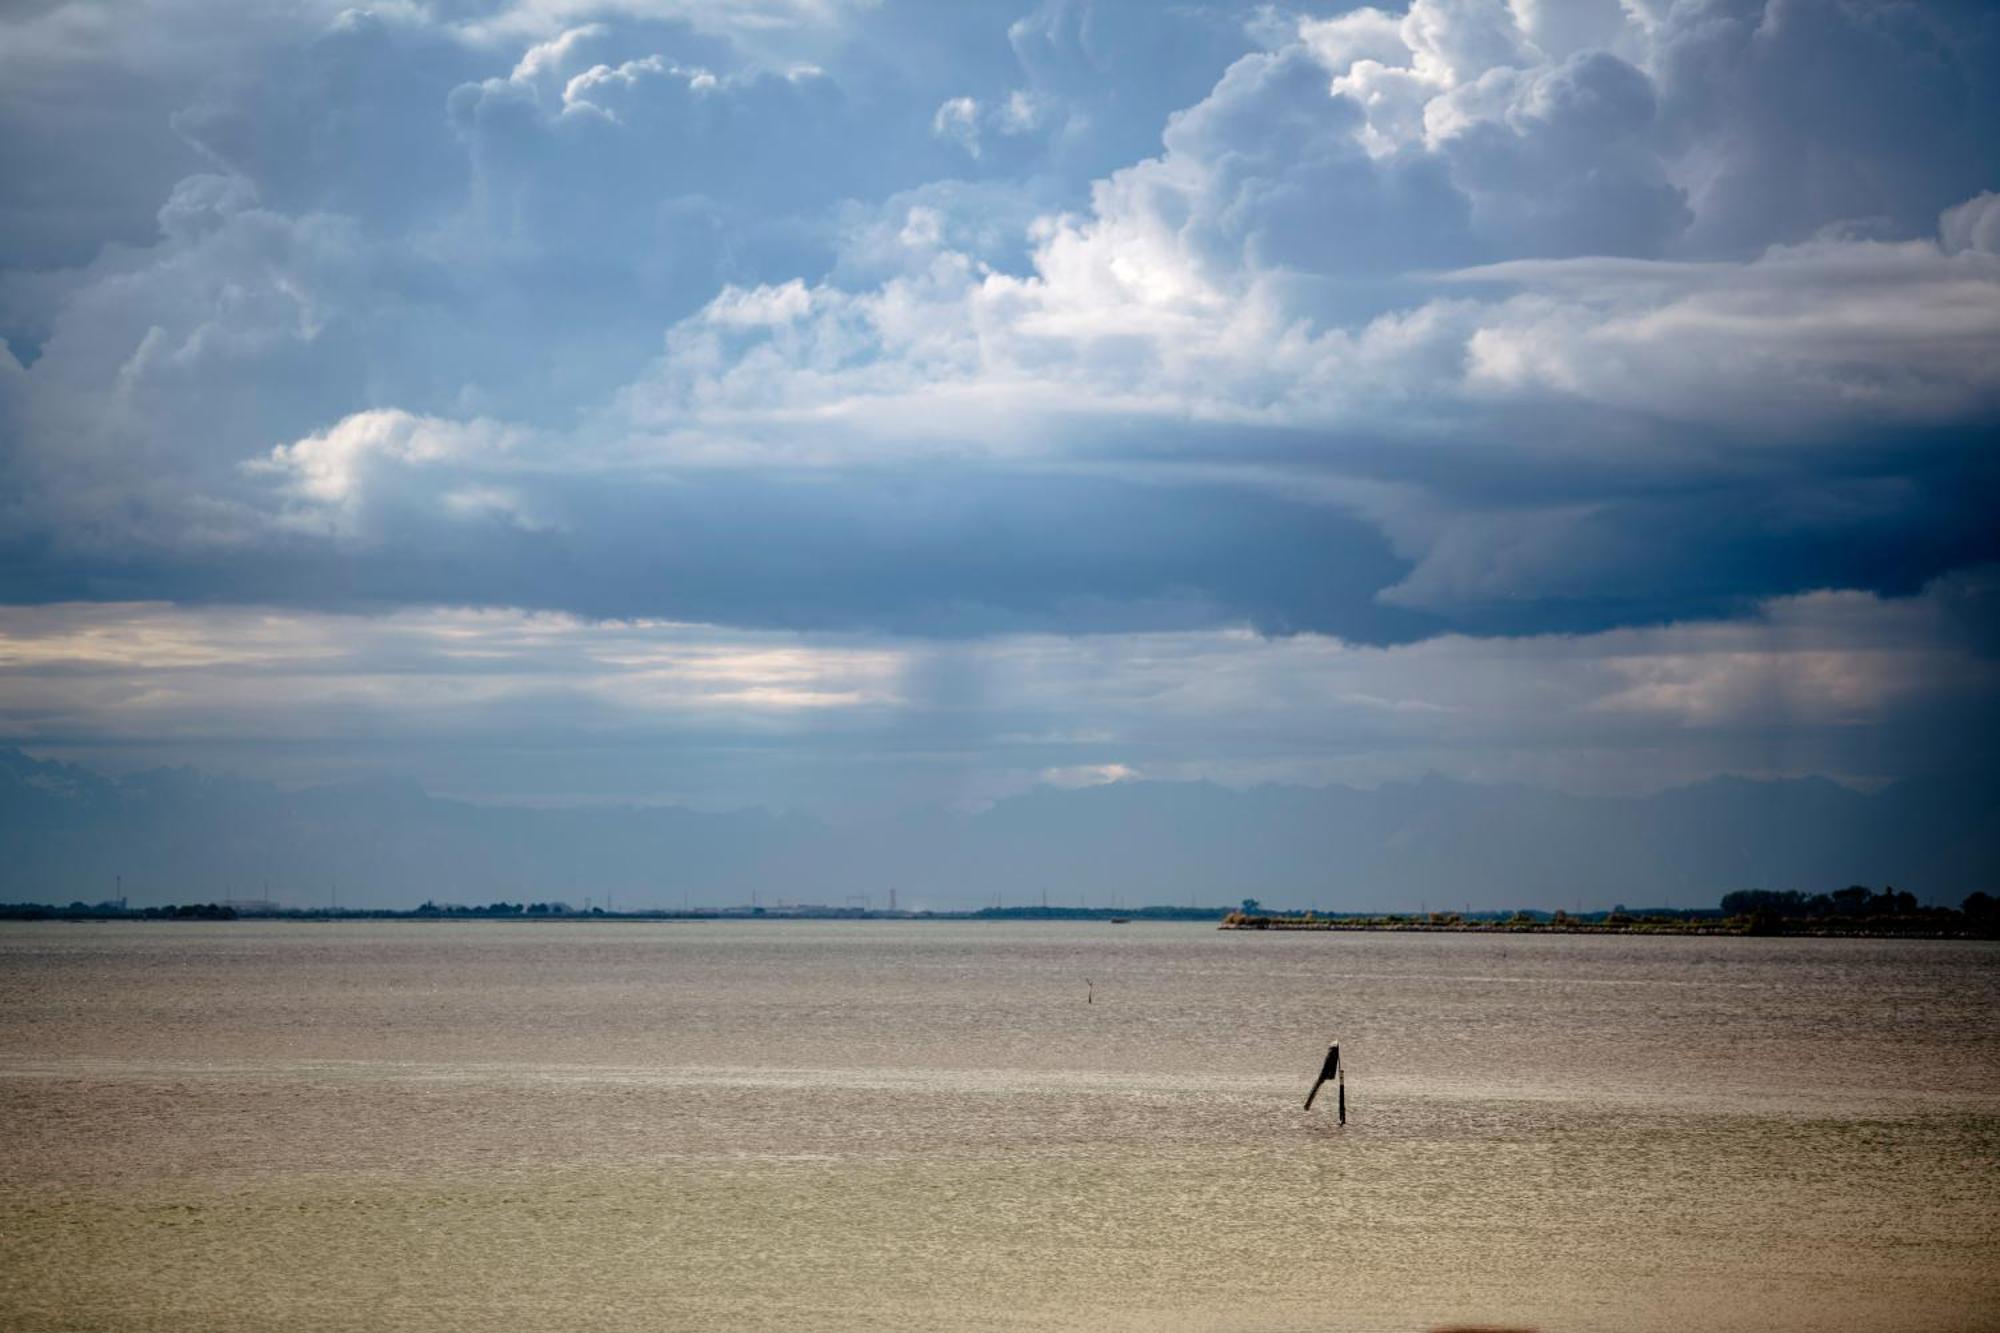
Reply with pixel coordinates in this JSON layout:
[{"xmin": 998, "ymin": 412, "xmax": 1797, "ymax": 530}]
[{"xmin": 2, "ymin": 922, "xmax": 1996, "ymax": 1331}]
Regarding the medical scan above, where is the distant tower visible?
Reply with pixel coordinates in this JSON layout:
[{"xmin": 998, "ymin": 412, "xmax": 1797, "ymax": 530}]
[{"xmin": 889, "ymin": 888, "xmax": 896, "ymax": 912}]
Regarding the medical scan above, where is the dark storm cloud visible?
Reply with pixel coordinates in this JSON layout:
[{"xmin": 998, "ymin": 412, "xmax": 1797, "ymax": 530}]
[{"xmin": 0, "ymin": 464, "xmax": 1435, "ymax": 641}]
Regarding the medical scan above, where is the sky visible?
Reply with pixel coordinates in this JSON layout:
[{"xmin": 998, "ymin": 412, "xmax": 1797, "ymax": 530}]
[{"xmin": 1, "ymin": 0, "xmax": 1997, "ymax": 820}]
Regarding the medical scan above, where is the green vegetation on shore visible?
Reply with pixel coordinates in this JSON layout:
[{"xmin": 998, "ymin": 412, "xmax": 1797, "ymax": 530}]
[{"xmin": 1220, "ymin": 886, "xmax": 1999, "ymax": 938}]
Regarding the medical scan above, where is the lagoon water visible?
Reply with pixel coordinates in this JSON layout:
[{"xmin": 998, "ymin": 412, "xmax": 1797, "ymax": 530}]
[{"xmin": 2, "ymin": 921, "xmax": 1996, "ymax": 1331}]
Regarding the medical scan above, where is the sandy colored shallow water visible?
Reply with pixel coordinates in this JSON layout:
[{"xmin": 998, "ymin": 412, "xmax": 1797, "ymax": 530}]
[{"xmin": 2, "ymin": 921, "xmax": 1995, "ymax": 1331}]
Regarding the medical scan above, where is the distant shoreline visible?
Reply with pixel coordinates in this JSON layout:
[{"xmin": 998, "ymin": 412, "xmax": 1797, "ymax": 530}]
[{"xmin": 2, "ymin": 903, "xmax": 1992, "ymax": 939}]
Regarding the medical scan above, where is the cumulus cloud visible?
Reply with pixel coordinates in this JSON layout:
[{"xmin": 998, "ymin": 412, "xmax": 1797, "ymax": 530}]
[
  {"xmin": 1307, "ymin": 0, "xmax": 2000, "ymax": 256},
  {"xmin": 625, "ymin": 196, "xmax": 2000, "ymax": 440},
  {"xmin": 250, "ymin": 409, "xmax": 540, "ymax": 537}
]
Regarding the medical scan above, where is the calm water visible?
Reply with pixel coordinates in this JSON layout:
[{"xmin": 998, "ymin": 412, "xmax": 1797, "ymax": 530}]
[{"xmin": 2, "ymin": 921, "xmax": 1995, "ymax": 1332}]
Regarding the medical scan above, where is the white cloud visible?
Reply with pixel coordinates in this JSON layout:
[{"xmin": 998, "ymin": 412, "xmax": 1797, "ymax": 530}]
[
  {"xmin": 599, "ymin": 190, "xmax": 2000, "ymax": 471},
  {"xmin": 932, "ymin": 88, "xmax": 1054, "ymax": 159},
  {"xmin": 1039, "ymin": 762, "xmax": 1137, "ymax": 789},
  {"xmin": 250, "ymin": 409, "xmax": 532, "ymax": 537},
  {"xmin": 704, "ymin": 278, "xmax": 815, "ymax": 328},
  {"xmin": 932, "ymin": 95, "xmax": 983, "ymax": 156}
]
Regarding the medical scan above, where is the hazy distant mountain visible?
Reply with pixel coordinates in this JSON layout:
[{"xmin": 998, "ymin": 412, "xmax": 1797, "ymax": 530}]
[{"xmin": 0, "ymin": 749, "xmax": 1992, "ymax": 911}]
